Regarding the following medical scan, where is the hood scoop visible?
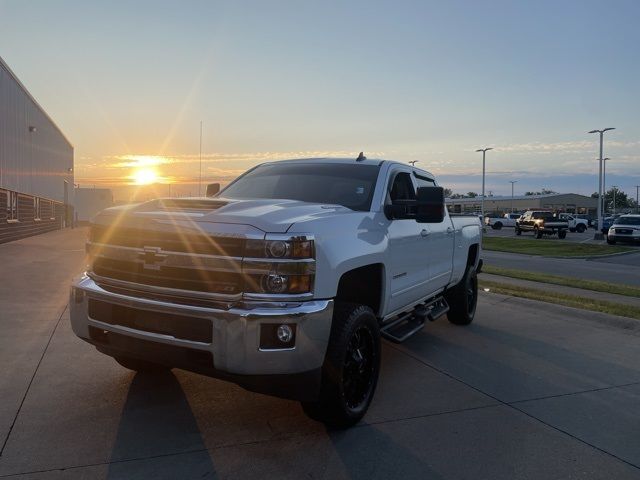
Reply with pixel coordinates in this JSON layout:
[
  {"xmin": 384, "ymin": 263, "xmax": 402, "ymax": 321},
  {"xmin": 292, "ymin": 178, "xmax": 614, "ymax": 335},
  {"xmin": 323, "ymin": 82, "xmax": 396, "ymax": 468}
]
[{"xmin": 142, "ymin": 198, "xmax": 230, "ymax": 213}]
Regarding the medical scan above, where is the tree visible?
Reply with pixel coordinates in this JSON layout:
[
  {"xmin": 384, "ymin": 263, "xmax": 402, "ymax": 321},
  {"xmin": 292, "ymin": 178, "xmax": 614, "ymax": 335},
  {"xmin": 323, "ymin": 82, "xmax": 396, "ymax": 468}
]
[
  {"xmin": 604, "ymin": 187, "xmax": 630, "ymax": 213},
  {"xmin": 443, "ymin": 188, "xmax": 453, "ymax": 198},
  {"xmin": 525, "ymin": 189, "xmax": 557, "ymax": 196},
  {"xmin": 466, "ymin": 192, "xmax": 478, "ymax": 198},
  {"xmin": 450, "ymin": 193, "xmax": 464, "ymax": 199},
  {"xmin": 591, "ymin": 192, "xmax": 599, "ymax": 199}
]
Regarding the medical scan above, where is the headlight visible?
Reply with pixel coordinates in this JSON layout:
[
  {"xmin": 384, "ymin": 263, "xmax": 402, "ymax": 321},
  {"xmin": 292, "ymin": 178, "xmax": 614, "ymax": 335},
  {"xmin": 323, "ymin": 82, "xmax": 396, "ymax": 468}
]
[
  {"xmin": 245, "ymin": 237, "xmax": 314, "ymax": 259},
  {"xmin": 243, "ymin": 236, "xmax": 315, "ymax": 295}
]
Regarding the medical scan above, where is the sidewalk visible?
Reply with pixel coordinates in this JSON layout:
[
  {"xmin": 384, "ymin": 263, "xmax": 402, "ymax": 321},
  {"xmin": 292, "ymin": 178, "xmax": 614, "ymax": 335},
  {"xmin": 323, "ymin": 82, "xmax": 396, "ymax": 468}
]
[{"xmin": 479, "ymin": 272, "xmax": 640, "ymax": 309}]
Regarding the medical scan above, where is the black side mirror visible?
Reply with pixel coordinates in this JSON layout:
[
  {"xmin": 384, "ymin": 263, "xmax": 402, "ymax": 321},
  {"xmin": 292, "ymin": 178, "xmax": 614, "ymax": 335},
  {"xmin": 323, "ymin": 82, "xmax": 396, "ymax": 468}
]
[
  {"xmin": 206, "ymin": 183, "xmax": 220, "ymax": 197},
  {"xmin": 415, "ymin": 186, "xmax": 445, "ymax": 223}
]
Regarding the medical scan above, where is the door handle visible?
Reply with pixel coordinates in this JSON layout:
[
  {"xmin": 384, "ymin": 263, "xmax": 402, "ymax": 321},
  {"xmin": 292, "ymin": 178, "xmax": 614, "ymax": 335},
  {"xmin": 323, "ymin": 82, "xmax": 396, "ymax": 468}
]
[
  {"xmin": 420, "ymin": 229, "xmax": 430, "ymax": 237},
  {"xmin": 446, "ymin": 227, "xmax": 454, "ymax": 234}
]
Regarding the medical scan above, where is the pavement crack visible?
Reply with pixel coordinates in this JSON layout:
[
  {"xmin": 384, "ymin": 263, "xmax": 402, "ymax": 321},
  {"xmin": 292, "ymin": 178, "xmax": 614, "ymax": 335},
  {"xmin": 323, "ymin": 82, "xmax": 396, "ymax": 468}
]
[
  {"xmin": 508, "ymin": 381, "xmax": 640, "ymax": 405},
  {"xmin": 0, "ymin": 306, "xmax": 67, "ymax": 458}
]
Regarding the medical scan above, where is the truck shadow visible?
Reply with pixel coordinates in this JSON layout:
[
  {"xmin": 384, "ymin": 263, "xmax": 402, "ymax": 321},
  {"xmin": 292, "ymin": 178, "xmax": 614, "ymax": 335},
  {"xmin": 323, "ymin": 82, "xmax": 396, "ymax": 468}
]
[
  {"xmin": 327, "ymin": 425, "xmax": 446, "ymax": 480},
  {"xmin": 106, "ymin": 370, "xmax": 216, "ymax": 479}
]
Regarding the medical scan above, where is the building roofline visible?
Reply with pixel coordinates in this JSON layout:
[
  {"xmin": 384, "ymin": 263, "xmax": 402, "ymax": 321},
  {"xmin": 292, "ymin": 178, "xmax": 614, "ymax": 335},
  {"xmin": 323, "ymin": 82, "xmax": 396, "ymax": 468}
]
[{"xmin": 0, "ymin": 55, "xmax": 74, "ymax": 149}]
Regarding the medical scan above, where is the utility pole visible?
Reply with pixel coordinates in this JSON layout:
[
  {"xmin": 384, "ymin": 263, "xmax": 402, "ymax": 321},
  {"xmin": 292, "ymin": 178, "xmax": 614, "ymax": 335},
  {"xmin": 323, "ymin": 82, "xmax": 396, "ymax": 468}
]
[
  {"xmin": 636, "ymin": 185, "xmax": 640, "ymax": 214},
  {"xmin": 475, "ymin": 148, "xmax": 493, "ymax": 220},
  {"xmin": 588, "ymin": 128, "xmax": 615, "ymax": 240},
  {"xmin": 199, "ymin": 120, "xmax": 203, "ymax": 196},
  {"xmin": 509, "ymin": 180, "xmax": 518, "ymax": 213}
]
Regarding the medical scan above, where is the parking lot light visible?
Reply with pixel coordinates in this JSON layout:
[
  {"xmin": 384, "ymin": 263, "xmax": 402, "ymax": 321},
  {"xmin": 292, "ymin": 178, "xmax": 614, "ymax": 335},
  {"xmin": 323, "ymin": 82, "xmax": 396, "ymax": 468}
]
[
  {"xmin": 476, "ymin": 148, "xmax": 493, "ymax": 221},
  {"xmin": 509, "ymin": 180, "xmax": 518, "ymax": 213},
  {"xmin": 588, "ymin": 128, "xmax": 615, "ymax": 240}
]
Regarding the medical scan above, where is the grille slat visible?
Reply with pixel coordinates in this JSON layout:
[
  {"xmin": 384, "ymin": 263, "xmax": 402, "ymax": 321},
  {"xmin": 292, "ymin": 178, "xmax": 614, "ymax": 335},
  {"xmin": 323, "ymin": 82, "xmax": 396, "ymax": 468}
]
[{"xmin": 90, "ymin": 225, "xmax": 246, "ymax": 256}]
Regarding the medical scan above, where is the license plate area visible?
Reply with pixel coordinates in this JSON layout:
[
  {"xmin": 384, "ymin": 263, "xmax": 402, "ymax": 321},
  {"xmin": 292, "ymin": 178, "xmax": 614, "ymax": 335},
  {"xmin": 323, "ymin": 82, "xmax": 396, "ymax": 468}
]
[{"xmin": 88, "ymin": 299, "xmax": 212, "ymax": 344}]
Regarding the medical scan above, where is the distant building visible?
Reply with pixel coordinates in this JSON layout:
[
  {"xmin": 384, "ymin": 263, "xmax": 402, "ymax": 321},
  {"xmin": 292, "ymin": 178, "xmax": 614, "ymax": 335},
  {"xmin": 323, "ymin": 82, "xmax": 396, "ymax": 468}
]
[
  {"xmin": 446, "ymin": 193, "xmax": 598, "ymax": 216},
  {"xmin": 0, "ymin": 56, "xmax": 74, "ymax": 243},
  {"xmin": 74, "ymin": 187, "xmax": 114, "ymax": 223}
]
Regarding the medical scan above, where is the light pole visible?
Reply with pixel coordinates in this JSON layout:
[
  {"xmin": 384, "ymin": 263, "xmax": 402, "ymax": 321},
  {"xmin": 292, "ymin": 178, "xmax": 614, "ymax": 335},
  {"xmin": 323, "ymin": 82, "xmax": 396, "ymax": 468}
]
[
  {"xmin": 199, "ymin": 120, "xmax": 203, "ymax": 196},
  {"xmin": 588, "ymin": 128, "xmax": 615, "ymax": 239},
  {"xmin": 475, "ymin": 147, "xmax": 492, "ymax": 219},
  {"xmin": 602, "ymin": 157, "xmax": 610, "ymax": 214},
  {"xmin": 509, "ymin": 180, "xmax": 518, "ymax": 213}
]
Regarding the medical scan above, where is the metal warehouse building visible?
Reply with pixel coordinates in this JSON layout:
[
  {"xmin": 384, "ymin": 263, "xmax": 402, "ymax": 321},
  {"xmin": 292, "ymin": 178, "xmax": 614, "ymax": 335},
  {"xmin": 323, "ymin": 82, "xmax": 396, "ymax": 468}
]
[
  {"xmin": 0, "ymin": 56, "xmax": 74, "ymax": 243},
  {"xmin": 446, "ymin": 193, "xmax": 598, "ymax": 216}
]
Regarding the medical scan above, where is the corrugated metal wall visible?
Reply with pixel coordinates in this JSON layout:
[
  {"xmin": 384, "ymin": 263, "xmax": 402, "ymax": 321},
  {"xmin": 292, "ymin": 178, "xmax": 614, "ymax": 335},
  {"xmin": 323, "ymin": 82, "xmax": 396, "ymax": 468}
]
[{"xmin": 0, "ymin": 57, "xmax": 74, "ymax": 204}]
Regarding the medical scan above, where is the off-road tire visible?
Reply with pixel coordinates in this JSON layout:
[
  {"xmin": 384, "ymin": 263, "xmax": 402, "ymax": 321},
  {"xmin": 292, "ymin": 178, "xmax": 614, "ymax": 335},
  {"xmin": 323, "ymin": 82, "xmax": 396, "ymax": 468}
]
[
  {"xmin": 515, "ymin": 227, "xmax": 522, "ymax": 236},
  {"xmin": 607, "ymin": 237, "xmax": 616, "ymax": 245},
  {"xmin": 576, "ymin": 224, "xmax": 586, "ymax": 233},
  {"xmin": 301, "ymin": 304, "xmax": 381, "ymax": 429},
  {"xmin": 114, "ymin": 356, "xmax": 170, "ymax": 373},
  {"xmin": 445, "ymin": 266, "xmax": 478, "ymax": 326},
  {"xmin": 558, "ymin": 230, "xmax": 567, "ymax": 239},
  {"xmin": 493, "ymin": 222, "xmax": 503, "ymax": 230}
]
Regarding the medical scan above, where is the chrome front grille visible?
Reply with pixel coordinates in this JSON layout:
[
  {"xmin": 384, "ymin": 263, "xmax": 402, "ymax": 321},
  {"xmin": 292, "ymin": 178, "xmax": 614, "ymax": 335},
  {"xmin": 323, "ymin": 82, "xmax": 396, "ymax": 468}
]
[{"xmin": 88, "ymin": 226, "xmax": 247, "ymax": 298}]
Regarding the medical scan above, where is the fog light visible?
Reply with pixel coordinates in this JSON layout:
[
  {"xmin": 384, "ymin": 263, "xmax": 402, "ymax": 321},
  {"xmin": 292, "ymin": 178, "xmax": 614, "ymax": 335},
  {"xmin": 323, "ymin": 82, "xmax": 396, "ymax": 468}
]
[{"xmin": 277, "ymin": 324, "xmax": 293, "ymax": 343}]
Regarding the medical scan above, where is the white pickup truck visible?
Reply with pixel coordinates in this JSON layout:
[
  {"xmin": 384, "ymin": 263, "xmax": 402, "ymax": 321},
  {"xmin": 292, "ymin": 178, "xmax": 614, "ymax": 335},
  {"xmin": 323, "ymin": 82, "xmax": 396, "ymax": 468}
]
[
  {"xmin": 485, "ymin": 213, "xmax": 521, "ymax": 229},
  {"xmin": 70, "ymin": 157, "xmax": 482, "ymax": 427}
]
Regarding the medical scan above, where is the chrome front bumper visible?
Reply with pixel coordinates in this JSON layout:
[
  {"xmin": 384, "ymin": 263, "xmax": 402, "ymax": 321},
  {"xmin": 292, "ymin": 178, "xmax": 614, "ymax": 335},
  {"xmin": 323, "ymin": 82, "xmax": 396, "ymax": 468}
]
[{"xmin": 69, "ymin": 274, "xmax": 334, "ymax": 378}]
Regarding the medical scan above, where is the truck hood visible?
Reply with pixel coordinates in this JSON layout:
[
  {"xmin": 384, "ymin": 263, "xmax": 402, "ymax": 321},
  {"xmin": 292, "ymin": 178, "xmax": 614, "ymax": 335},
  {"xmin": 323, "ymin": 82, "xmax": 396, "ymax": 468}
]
[{"xmin": 95, "ymin": 197, "xmax": 354, "ymax": 233}]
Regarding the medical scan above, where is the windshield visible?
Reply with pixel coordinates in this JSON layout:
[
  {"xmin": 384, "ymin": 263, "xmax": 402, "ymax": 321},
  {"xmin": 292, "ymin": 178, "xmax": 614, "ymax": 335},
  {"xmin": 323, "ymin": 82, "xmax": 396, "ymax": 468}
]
[
  {"xmin": 615, "ymin": 217, "xmax": 640, "ymax": 225},
  {"xmin": 220, "ymin": 162, "xmax": 381, "ymax": 211}
]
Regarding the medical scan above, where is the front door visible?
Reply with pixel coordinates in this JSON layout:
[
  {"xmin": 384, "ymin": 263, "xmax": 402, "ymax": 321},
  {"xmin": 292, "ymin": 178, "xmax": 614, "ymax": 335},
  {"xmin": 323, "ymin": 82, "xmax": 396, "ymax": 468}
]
[{"xmin": 385, "ymin": 171, "xmax": 430, "ymax": 313}]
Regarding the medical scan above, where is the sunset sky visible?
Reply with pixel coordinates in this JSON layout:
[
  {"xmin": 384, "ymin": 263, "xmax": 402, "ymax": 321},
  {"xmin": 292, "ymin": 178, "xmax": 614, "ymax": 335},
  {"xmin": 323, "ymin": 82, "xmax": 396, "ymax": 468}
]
[{"xmin": 1, "ymin": 0, "xmax": 639, "ymax": 200}]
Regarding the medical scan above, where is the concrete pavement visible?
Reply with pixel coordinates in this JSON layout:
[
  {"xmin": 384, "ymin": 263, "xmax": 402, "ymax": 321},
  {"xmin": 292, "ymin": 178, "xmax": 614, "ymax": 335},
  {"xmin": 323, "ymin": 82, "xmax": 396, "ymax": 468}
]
[{"xmin": 1, "ymin": 228, "xmax": 640, "ymax": 479}]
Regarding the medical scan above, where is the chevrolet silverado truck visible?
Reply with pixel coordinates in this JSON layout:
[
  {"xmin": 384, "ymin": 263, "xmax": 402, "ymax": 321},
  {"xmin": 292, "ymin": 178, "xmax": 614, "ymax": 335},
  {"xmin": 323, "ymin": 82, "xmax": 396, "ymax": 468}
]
[
  {"xmin": 70, "ymin": 157, "xmax": 482, "ymax": 427},
  {"xmin": 515, "ymin": 210, "xmax": 569, "ymax": 239}
]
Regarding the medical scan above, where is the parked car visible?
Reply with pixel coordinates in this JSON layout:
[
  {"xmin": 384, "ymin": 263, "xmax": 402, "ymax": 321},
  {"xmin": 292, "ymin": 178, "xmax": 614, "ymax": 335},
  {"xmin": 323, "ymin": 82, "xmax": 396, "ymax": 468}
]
[
  {"xmin": 558, "ymin": 213, "xmax": 588, "ymax": 233},
  {"xmin": 515, "ymin": 210, "xmax": 569, "ymax": 239},
  {"xmin": 607, "ymin": 214, "xmax": 640, "ymax": 244},
  {"xmin": 601, "ymin": 215, "xmax": 622, "ymax": 235},
  {"xmin": 70, "ymin": 158, "xmax": 482, "ymax": 427},
  {"xmin": 485, "ymin": 213, "xmax": 521, "ymax": 230}
]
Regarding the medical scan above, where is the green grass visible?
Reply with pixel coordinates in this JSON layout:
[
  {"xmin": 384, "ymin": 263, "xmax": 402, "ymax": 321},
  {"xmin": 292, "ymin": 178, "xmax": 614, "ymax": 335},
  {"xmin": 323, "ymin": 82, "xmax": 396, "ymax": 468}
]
[
  {"xmin": 479, "ymin": 279, "xmax": 640, "ymax": 320},
  {"xmin": 482, "ymin": 236, "xmax": 634, "ymax": 257},
  {"xmin": 482, "ymin": 265, "xmax": 640, "ymax": 299}
]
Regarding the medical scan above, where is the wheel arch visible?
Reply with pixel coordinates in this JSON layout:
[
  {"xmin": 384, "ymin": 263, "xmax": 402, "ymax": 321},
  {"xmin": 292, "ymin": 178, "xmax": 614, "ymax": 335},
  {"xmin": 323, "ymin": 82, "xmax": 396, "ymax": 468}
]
[{"xmin": 335, "ymin": 263, "xmax": 385, "ymax": 318}]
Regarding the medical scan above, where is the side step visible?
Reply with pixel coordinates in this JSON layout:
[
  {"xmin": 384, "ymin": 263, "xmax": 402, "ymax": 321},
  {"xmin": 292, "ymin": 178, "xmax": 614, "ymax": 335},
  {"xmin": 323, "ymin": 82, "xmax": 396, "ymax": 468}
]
[{"xmin": 381, "ymin": 297, "xmax": 449, "ymax": 343}]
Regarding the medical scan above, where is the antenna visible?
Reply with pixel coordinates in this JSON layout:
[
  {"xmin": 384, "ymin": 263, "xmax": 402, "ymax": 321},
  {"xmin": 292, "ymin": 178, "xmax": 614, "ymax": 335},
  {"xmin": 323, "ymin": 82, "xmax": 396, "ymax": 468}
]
[
  {"xmin": 356, "ymin": 152, "xmax": 366, "ymax": 162},
  {"xmin": 409, "ymin": 160, "xmax": 419, "ymax": 166}
]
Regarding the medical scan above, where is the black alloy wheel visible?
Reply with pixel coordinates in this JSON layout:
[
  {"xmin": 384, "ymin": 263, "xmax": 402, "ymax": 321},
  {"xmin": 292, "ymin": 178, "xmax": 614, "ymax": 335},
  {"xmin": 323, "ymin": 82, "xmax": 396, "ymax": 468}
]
[{"xmin": 343, "ymin": 325, "xmax": 376, "ymax": 410}]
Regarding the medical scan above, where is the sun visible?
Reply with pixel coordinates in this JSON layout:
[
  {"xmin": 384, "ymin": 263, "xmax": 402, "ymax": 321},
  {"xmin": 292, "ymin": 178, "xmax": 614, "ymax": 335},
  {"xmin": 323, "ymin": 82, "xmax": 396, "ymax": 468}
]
[{"xmin": 133, "ymin": 168, "xmax": 159, "ymax": 185}]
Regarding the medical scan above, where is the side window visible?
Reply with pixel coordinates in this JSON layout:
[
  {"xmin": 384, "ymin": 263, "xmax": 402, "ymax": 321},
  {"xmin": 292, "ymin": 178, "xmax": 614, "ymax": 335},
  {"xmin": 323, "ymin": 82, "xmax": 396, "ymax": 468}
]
[
  {"xmin": 34, "ymin": 197, "xmax": 41, "ymax": 220},
  {"xmin": 7, "ymin": 191, "xmax": 18, "ymax": 222},
  {"xmin": 389, "ymin": 172, "xmax": 416, "ymax": 202}
]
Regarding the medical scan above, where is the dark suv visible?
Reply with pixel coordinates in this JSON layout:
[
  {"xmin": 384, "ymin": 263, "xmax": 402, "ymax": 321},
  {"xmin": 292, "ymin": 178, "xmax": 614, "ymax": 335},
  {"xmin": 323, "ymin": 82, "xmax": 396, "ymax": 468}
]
[{"xmin": 515, "ymin": 210, "xmax": 569, "ymax": 239}]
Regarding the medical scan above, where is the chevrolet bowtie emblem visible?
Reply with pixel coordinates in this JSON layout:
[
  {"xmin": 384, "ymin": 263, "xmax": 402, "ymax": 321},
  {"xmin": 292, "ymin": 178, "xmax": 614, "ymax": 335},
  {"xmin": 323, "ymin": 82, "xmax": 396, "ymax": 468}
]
[{"xmin": 138, "ymin": 246, "xmax": 168, "ymax": 270}]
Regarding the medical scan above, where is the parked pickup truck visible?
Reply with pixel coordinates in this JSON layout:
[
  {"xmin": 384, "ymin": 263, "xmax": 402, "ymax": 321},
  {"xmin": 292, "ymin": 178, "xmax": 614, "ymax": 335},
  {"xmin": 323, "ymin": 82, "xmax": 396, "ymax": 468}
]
[
  {"xmin": 515, "ymin": 210, "xmax": 569, "ymax": 239},
  {"xmin": 607, "ymin": 214, "xmax": 640, "ymax": 244},
  {"xmin": 558, "ymin": 213, "xmax": 588, "ymax": 233},
  {"xmin": 485, "ymin": 213, "xmax": 521, "ymax": 230},
  {"xmin": 70, "ymin": 158, "xmax": 482, "ymax": 427}
]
